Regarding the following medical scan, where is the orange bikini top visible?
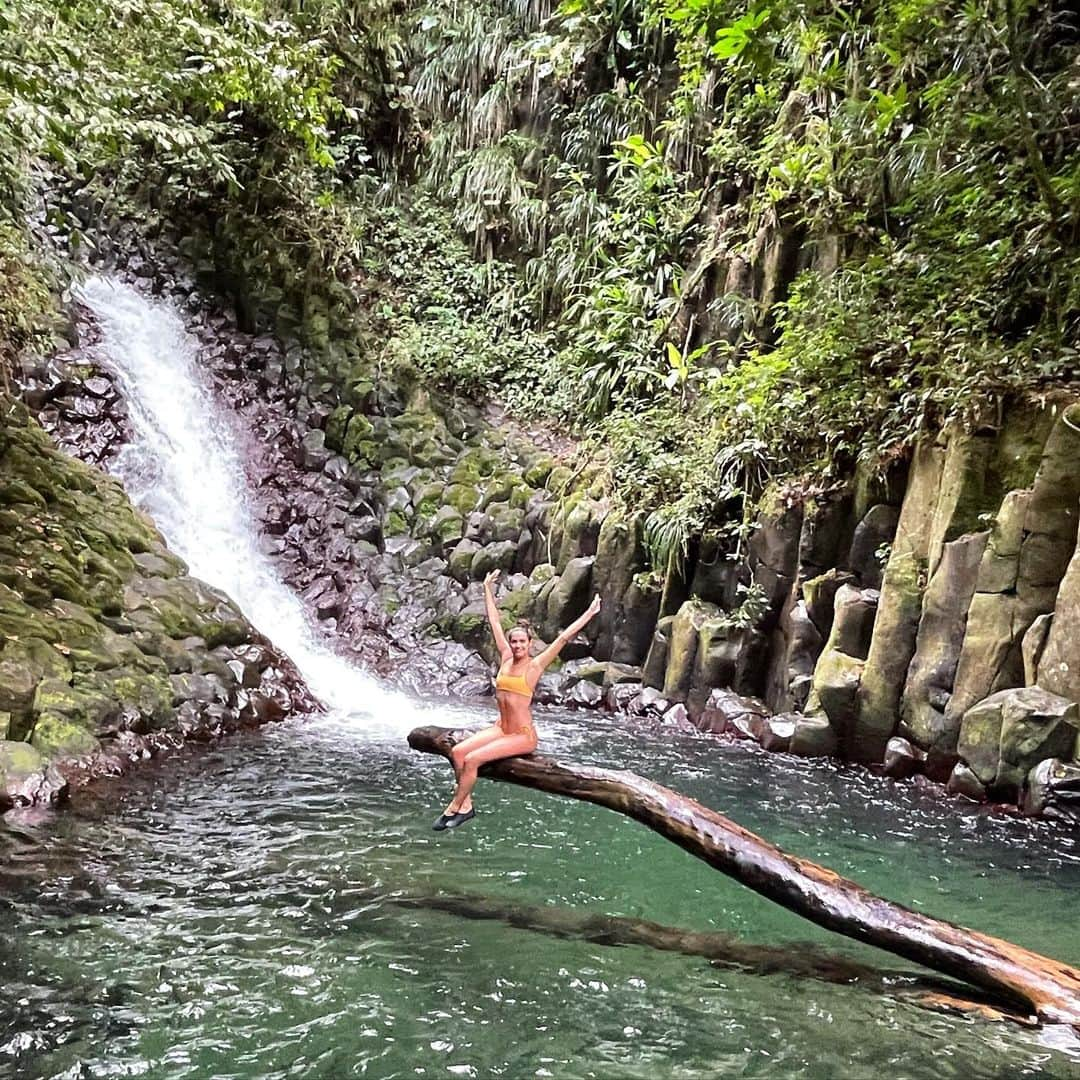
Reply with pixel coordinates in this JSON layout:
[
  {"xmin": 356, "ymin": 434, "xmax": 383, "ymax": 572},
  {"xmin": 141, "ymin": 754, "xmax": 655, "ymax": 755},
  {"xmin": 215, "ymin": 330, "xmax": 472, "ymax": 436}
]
[{"xmin": 495, "ymin": 669, "xmax": 533, "ymax": 700}]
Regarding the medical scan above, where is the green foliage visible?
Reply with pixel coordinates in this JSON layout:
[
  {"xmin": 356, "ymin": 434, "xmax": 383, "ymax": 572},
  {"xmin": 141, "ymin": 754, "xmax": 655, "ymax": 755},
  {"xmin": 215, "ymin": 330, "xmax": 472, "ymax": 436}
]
[{"xmin": 2, "ymin": 0, "xmax": 1078, "ymax": 575}]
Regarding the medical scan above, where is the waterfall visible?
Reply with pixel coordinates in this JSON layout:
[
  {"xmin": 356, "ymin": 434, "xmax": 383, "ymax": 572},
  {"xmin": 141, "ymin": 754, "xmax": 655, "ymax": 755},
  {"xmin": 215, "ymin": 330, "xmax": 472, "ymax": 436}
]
[{"xmin": 77, "ymin": 276, "xmax": 424, "ymax": 730}]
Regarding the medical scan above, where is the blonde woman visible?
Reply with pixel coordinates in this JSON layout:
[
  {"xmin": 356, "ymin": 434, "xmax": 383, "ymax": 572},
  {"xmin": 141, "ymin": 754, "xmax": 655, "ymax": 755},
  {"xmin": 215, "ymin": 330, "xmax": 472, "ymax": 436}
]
[{"xmin": 434, "ymin": 569, "xmax": 601, "ymax": 830}]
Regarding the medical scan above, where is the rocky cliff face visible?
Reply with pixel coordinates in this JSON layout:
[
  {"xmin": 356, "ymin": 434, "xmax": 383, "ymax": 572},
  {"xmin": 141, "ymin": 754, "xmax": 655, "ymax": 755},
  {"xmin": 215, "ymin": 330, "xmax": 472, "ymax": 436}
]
[
  {"xmin": 20, "ymin": 234, "xmax": 1080, "ymax": 821},
  {"xmin": 226, "ymin": 320, "xmax": 1080, "ymax": 816},
  {"xmin": 0, "ymin": 395, "xmax": 310, "ymax": 810}
]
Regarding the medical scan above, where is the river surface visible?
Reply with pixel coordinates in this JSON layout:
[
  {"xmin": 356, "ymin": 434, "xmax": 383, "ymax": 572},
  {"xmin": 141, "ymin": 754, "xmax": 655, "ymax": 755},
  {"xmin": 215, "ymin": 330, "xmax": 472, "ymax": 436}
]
[{"xmin": 3, "ymin": 279, "xmax": 1080, "ymax": 1078}]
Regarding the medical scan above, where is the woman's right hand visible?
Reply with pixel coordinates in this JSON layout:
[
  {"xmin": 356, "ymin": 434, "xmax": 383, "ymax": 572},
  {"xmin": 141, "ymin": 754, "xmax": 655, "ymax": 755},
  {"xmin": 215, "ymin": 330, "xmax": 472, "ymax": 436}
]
[{"xmin": 484, "ymin": 569, "xmax": 501, "ymax": 590}]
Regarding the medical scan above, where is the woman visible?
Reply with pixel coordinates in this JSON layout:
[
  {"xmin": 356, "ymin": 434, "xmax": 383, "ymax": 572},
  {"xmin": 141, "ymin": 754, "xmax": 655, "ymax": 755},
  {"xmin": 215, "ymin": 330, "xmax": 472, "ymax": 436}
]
[{"xmin": 433, "ymin": 568, "xmax": 602, "ymax": 830}]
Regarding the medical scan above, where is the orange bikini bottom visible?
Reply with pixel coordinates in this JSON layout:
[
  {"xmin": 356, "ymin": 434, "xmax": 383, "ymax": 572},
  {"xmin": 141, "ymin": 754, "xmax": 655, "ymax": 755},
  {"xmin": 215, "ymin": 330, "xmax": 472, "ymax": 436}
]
[{"xmin": 501, "ymin": 721, "xmax": 537, "ymax": 740}]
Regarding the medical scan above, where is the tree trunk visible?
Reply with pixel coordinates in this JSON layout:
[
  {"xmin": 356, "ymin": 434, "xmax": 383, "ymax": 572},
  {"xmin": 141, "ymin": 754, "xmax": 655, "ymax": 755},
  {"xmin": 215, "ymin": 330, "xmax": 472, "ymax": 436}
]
[{"xmin": 409, "ymin": 725, "xmax": 1080, "ymax": 1026}]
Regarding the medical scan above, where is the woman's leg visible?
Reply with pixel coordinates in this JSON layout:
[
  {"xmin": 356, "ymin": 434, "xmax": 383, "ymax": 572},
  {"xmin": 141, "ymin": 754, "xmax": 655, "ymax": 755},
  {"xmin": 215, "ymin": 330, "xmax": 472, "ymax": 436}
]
[
  {"xmin": 446, "ymin": 732, "xmax": 537, "ymax": 814},
  {"xmin": 448, "ymin": 725, "xmax": 504, "ymax": 779}
]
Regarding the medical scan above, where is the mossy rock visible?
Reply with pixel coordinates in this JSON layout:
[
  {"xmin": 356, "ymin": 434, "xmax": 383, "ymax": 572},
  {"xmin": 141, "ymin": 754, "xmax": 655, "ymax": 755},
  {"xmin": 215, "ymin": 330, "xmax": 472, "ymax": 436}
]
[
  {"xmin": 325, "ymin": 405, "xmax": 353, "ymax": 453},
  {"xmin": 528, "ymin": 562, "xmax": 557, "ymax": 589},
  {"xmin": 30, "ymin": 714, "xmax": 101, "ymax": 758},
  {"xmin": 500, "ymin": 586, "xmax": 532, "ymax": 623},
  {"xmin": 508, "ymin": 482, "xmax": 535, "ymax": 511},
  {"xmin": 524, "ymin": 457, "xmax": 555, "ymax": 488},
  {"xmin": 342, "ymin": 414, "xmax": 375, "ymax": 460},
  {"xmin": 385, "ymin": 510, "xmax": 410, "ymax": 537},
  {"xmin": 425, "ymin": 506, "xmax": 465, "ymax": 545},
  {"xmin": 470, "ymin": 541, "xmax": 518, "ymax": 580},
  {"xmin": 444, "ymin": 483, "xmax": 480, "ymax": 516},
  {"xmin": 479, "ymin": 474, "xmax": 520, "ymax": 510},
  {"xmin": 449, "ymin": 603, "xmax": 489, "ymax": 650}
]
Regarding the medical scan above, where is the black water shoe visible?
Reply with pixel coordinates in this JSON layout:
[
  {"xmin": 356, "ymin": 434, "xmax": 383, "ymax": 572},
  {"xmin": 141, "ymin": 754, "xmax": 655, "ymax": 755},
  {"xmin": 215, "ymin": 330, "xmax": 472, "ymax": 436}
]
[
  {"xmin": 432, "ymin": 813, "xmax": 453, "ymax": 831},
  {"xmin": 445, "ymin": 809, "xmax": 476, "ymax": 829}
]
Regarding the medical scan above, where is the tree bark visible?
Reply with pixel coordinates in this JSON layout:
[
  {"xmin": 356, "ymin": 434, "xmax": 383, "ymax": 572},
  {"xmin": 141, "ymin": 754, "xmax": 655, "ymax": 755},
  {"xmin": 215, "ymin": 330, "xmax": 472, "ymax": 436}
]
[{"xmin": 409, "ymin": 725, "xmax": 1080, "ymax": 1026}]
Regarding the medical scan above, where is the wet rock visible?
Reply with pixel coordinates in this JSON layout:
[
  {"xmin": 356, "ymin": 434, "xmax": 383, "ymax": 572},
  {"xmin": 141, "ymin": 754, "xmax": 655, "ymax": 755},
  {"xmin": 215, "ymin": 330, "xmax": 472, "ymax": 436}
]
[
  {"xmin": 760, "ymin": 714, "xmax": 796, "ymax": 752},
  {"xmin": 696, "ymin": 688, "xmax": 769, "ymax": 737},
  {"xmin": 957, "ymin": 686, "xmax": 1079, "ymax": 798},
  {"xmin": 629, "ymin": 686, "xmax": 670, "ymax": 717},
  {"xmin": 883, "ymin": 736, "xmax": 926, "ymax": 779},
  {"xmin": 788, "ymin": 714, "xmax": 838, "ymax": 758},
  {"xmin": 0, "ymin": 740, "xmax": 69, "ymax": 809},
  {"xmin": 561, "ymin": 659, "xmax": 606, "ymax": 686},
  {"xmin": 565, "ymin": 680, "xmax": 604, "ymax": 708},
  {"xmin": 299, "ymin": 429, "xmax": 330, "ymax": 471},
  {"xmin": 1022, "ymin": 758, "xmax": 1080, "ymax": 820},
  {"xmin": 604, "ymin": 681, "xmax": 642, "ymax": 712},
  {"xmin": 946, "ymin": 762, "xmax": 987, "ymax": 802},
  {"xmin": 603, "ymin": 662, "xmax": 642, "ymax": 687},
  {"xmin": 661, "ymin": 702, "xmax": 693, "ymax": 730}
]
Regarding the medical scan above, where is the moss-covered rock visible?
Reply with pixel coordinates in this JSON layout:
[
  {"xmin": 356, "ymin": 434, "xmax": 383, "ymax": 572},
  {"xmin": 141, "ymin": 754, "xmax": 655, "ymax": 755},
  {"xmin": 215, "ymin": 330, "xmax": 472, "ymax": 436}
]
[
  {"xmin": 30, "ymin": 714, "xmax": 101, "ymax": 758},
  {"xmin": 957, "ymin": 687, "xmax": 1079, "ymax": 798},
  {"xmin": 0, "ymin": 739, "xmax": 68, "ymax": 807}
]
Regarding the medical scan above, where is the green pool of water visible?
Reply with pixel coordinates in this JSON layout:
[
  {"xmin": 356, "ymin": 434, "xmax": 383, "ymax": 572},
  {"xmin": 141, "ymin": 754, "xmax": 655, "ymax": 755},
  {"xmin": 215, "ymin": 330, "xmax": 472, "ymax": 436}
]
[{"xmin": 3, "ymin": 702, "xmax": 1080, "ymax": 1078}]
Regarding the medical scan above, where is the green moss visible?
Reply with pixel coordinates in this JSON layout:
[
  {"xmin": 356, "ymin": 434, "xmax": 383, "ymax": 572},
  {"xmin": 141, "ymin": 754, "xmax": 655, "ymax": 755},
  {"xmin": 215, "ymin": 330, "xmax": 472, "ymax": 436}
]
[
  {"xmin": 385, "ymin": 510, "xmax": 409, "ymax": 536},
  {"xmin": 30, "ymin": 714, "xmax": 100, "ymax": 758},
  {"xmin": 444, "ymin": 483, "xmax": 480, "ymax": 516}
]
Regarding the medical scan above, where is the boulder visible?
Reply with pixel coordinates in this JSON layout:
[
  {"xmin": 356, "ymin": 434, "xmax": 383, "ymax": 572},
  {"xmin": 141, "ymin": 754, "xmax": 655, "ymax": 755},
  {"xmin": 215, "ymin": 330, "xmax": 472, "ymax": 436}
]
[
  {"xmin": 759, "ymin": 714, "xmax": 796, "ymax": 752},
  {"xmin": 1022, "ymin": 758, "xmax": 1080, "ymax": 821},
  {"xmin": 0, "ymin": 740, "xmax": 68, "ymax": 808},
  {"xmin": 447, "ymin": 539, "xmax": 482, "ymax": 584},
  {"xmin": 470, "ymin": 541, "xmax": 518, "ymax": 581},
  {"xmin": 805, "ymin": 648, "xmax": 863, "ymax": 748},
  {"xmin": 695, "ymin": 688, "xmax": 769, "ymax": 737},
  {"xmin": 299, "ymin": 428, "xmax": 330, "ymax": 472},
  {"xmin": 788, "ymin": 714, "xmax": 838, "ymax": 758},
  {"xmin": 957, "ymin": 687, "xmax": 1079, "ymax": 797},
  {"xmin": 827, "ymin": 585, "xmax": 878, "ymax": 661},
  {"xmin": 883, "ymin": 737, "xmax": 926, "ymax": 780},
  {"xmin": 565, "ymin": 680, "xmax": 604, "ymax": 708},
  {"xmin": 542, "ymin": 556, "xmax": 594, "ymax": 640},
  {"xmin": 946, "ymin": 761, "xmax": 987, "ymax": 802},
  {"xmin": 662, "ymin": 599, "xmax": 719, "ymax": 703}
]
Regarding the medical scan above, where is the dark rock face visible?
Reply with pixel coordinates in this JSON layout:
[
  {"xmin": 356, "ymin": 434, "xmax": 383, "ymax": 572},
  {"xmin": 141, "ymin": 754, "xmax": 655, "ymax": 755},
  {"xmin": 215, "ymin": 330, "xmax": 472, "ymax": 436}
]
[{"xmin": 0, "ymin": 396, "xmax": 311, "ymax": 809}]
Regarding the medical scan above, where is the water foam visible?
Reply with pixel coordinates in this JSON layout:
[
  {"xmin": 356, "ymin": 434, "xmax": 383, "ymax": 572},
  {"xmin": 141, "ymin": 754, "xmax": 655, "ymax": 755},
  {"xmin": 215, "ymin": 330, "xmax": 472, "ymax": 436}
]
[{"xmin": 78, "ymin": 276, "xmax": 430, "ymax": 733}]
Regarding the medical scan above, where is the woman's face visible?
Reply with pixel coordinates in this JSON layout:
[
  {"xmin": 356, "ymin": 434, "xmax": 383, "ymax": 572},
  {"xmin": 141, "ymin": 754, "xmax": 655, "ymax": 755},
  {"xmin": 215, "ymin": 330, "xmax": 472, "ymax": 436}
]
[{"xmin": 509, "ymin": 629, "xmax": 530, "ymax": 659}]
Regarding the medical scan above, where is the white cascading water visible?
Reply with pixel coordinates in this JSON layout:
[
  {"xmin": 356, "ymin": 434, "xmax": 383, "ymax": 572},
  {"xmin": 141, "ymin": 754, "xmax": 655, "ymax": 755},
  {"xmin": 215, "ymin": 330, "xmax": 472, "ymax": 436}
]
[{"xmin": 77, "ymin": 275, "xmax": 428, "ymax": 733}]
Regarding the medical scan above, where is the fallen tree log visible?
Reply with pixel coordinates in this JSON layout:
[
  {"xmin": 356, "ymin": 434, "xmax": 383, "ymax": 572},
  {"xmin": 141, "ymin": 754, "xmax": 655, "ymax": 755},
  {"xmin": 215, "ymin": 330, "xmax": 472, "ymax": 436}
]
[{"xmin": 409, "ymin": 725, "xmax": 1080, "ymax": 1026}]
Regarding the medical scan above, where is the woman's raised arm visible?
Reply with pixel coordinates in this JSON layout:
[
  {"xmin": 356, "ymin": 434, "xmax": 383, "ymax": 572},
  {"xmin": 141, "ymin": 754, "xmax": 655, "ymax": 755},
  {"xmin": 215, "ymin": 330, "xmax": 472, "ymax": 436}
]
[
  {"xmin": 532, "ymin": 594, "xmax": 602, "ymax": 673},
  {"xmin": 483, "ymin": 570, "xmax": 511, "ymax": 660}
]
